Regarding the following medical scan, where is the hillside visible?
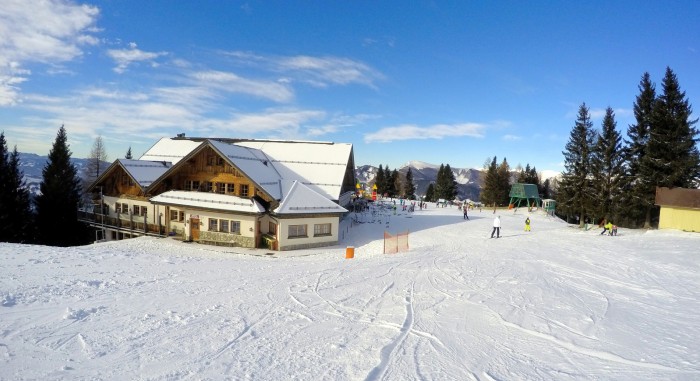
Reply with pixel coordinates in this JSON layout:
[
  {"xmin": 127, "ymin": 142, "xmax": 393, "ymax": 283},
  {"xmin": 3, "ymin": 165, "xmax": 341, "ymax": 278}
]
[{"xmin": 1, "ymin": 205, "xmax": 698, "ymax": 380}]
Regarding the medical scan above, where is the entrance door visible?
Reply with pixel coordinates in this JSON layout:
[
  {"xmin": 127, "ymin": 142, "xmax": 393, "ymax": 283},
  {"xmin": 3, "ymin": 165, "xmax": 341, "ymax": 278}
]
[{"xmin": 190, "ymin": 218, "xmax": 200, "ymax": 241}]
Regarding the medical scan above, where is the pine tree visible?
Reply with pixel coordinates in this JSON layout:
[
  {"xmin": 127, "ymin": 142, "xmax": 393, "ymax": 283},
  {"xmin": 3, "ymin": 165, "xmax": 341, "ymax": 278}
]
[
  {"xmin": 591, "ymin": 107, "xmax": 625, "ymax": 224},
  {"xmin": 481, "ymin": 156, "xmax": 499, "ymax": 207},
  {"xmin": 640, "ymin": 68, "xmax": 700, "ymax": 226},
  {"xmin": 375, "ymin": 165, "xmax": 385, "ymax": 196},
  {"xmin": 35, "ymin": 126, "xmax": 91, "ymax": 246},
  {"xmin": 125, "ymin": 146, "xmax": 133, "ymax": 159},
  {"xmin": 0, "ymin": 132, "xmax": 12, "ymax": 242},
  {"xmin": 388, "ymin": 169, "xmax": 399, "ymax": 198},
  {"xmin": 496, "ymin": 158, "xmax": 511, "ymax": 205},
  {"xmin": 622, "ymin": 72, "xmax": 656, "ymax": 227},
  {"xmin": 425, "ymin": 183, "xmax": 435, "ymax": 202},
  {"xmin": 404, "ymin": 167, "xmax": 416, "ymax": 199},
  {"xmin": 434, "ymin": 164, "xmax": 457, "ymax": 201},
  {"xmin": 558, "ymin": 103, "xmax": 596, "ymax": 227}
]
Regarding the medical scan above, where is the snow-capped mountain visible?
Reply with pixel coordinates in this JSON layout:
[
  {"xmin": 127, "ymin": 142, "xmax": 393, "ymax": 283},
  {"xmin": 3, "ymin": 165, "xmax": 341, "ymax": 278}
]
[
  {"xmin": 355, "ymin": 162, "xmax": 484, "ymax": 200},
  {"xmin": 17, "ymin": 153, "xmax": 106, "ymax": 196}
]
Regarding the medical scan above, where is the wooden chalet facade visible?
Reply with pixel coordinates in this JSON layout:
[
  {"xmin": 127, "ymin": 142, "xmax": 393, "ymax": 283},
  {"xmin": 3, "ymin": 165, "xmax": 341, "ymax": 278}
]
[{"xmin": 81, "ymin": 137, "xmax": 356, "ymax": 250}]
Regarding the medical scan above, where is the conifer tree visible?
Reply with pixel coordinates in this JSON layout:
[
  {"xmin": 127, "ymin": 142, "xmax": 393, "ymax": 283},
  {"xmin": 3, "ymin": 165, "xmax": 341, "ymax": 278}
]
[
  {"xmin": 558, "ymin": 103, "xmax": 596, "ymax": 227},
  {"xmin": 425, "ymin": 183, "xmax": 435, "ymax": 202},
  {"xmin": 622, "ymin": 72, "xmax": 656, "ymax": 227},
  {"xmin": 35, "ymin": 126, "xmax": 91, "ymax": 246},
  {"xmin": 375, "ymin": 164, "xmax": 385, "ymax": 196},
  {"xmin": 404, "ymin": 167, "xmax": 416, "ymax": 199},
  {"xmin": 591, "ymin": 107, "xmax": 625, "ymax": 223},
  {"xmin": 434, "ymin": 164, "xmax": 457, "ymax": 201},
  {"xmin": 125, "ymin": 146, "xmax": 133, "ymax": 159},
  {"xmin": 639, "ymin": 68, "xmax": 700, "ymax": 226},
  {"xmin": 496, "ymin": 158, "xmax": 511, "ymax": 205},
  {"xmin": 481, "ymin": 156, "xmax": 499, "ymax": 207},
  {"xmin": 388, "ymin": 169, "xmax": 399, "ymax": 198}
]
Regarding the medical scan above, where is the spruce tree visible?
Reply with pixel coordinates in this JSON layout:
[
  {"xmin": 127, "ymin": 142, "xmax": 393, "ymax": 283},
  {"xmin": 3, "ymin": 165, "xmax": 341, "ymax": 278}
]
[
  {"xmin": 125, "ymin": 146, "xmax": 133, "ymax": 159},
  {"xmin": 375, "ymin": 164, "xmax": 385, "ymax": 196},
  {"xmin": 644, "ymin": 67, "xmax": 700, "ymax": 188},
  {"xmin": 558, "ymin": 103, "xmax": 596, "ymax": 227},
  {"xmin": 35, "ymin": 126, "xmax": 91, "ymax": 246},
  {"xmin": 425, "ymin": 183, "xmax": 435, "ymax": 202},
  {"xmin": 496, "ymin": 158, "xmax": 511, "ymax": 205},
  {"xmin": 622, "ymin": 72, "xmax": 656, "ymax": 227},
  {"xmin": 591, "ymin": 107, "xmax": 625, "ymax": 224},
  {"xmin": 0, "ymin": 132, "xmax": 12, "ymax": 241},
  {"xmin": 404, "ymin": 167, "xmax": 416, "ymax": 199},
  {"xmin": 481, "ymin": 156, "xmax": 499, "ymax": 207}
]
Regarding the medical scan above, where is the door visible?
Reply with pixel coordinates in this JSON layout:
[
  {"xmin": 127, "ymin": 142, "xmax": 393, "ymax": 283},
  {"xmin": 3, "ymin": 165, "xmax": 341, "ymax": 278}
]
[{"xmin": 190, "ymin": 218, "xmax": 200, "ymax": 241}]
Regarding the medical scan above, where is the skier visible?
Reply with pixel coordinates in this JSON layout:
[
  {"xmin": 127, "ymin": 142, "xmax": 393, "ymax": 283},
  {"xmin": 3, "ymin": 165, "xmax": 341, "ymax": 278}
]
[
  {"xmin": 525, "ymin": 217, "xmax": 531, "ymax": 232},
  {"xmin": 491, "ymin": 216, "xmax": 501, "ymax": 238},
  {"xmin": 463, "ymin": 203, "xmax": 469, "ymax": 220},
  {"xmin": 612, "ymin": 224, "xmax": 618, "ymax": 236},
  {"xmin": 600, "ymin": 221, "xmax": 613, "ymax": 235}
]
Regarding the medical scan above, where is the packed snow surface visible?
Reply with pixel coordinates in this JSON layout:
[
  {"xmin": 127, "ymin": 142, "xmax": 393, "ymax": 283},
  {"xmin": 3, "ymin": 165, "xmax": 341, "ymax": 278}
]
[{"xmin": 1, "ymin": 203, "xmax": 699, "ymax": 380}]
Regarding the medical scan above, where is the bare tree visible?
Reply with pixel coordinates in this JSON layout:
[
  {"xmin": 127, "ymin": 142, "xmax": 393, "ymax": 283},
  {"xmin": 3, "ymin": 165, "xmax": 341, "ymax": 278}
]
[{"xmin": 86, "ymin": 136, "xmax": 109, "ymax": 184}]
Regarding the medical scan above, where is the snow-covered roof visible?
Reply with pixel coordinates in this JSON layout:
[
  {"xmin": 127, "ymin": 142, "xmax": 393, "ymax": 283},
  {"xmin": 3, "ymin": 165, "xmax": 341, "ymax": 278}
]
[
  {"xmin": 208, "ymin": 140, "xmax": 283, "ymax": 200},
  {"xmin": 274, "ymin": 181, "xmax": 347, "ymax": 215},
  {"xmin": 139, "ymin": 138, "xmax": 202, "ymax": 164},
  {"xmin": 237, "ymin": 140, "xmax": 352, "ymax": 200},
  {"xmin": 150, "ymin": 190, "xmax": 265, "ymax": 214},
  {"xmin": 119, "ymin": 159, "xmax": 172, "ymax": 187}
]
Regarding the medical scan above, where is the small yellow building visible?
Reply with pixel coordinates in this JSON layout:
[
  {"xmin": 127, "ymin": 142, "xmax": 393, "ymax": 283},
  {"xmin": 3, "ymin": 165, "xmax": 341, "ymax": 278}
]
[{"xmin": 655, "ymin": 187, "xmax": 700, "ymax": 233}]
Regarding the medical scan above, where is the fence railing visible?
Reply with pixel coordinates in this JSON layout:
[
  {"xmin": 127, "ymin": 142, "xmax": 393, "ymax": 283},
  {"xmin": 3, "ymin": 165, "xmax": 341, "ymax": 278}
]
[{"xmin": 78, "ymin": 211, "xmax": 166, "ymax": 237}]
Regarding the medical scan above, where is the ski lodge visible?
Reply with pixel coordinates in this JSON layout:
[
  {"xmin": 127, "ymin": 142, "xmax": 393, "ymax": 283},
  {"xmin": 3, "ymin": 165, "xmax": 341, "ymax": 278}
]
[{"xmin": 80, "ymin": 136, "xmax": 357, "ymax": 251}]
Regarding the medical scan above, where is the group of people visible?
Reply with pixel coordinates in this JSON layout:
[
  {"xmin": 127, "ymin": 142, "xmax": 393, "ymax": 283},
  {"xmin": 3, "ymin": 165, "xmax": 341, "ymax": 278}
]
[
  {"xmin": 600, "ymin": 220, "xmax": 618, "ymax": 236},
  {"xmin": 489, "ymin": 216, "xmax": 532, "ymax": 238}
]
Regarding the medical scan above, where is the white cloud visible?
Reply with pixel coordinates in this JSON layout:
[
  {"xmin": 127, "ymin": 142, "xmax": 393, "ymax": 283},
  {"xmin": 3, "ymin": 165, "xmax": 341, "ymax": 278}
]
[
  {"xmin": 190, "ymin": 70, "xmax": 294, "ymax": 103},
  {"xmin": 209, "ymin": 109, "xmax": 326, "ymax": 134},
  {"xmin": 107, "ymin": 43, "xmax": 167, "ymax": 74},
  {"xmin": 503, "ymin": 134, "xmax": 522, "ymax": 141},
  {"xmin": 0, "ymin": 0, "xmax": 100, "ymax": 105},
  {"xmin": 224, "ymin": 51, "xmax": 384, "ymax": 89},
  {"xmin": 364, "ymin": 123, "xmax": 485, "ymax": 143}
]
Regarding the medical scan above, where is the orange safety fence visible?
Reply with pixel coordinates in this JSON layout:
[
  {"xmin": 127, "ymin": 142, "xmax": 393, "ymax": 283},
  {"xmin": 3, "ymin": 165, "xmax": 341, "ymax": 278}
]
[{"xmin": 384, "ymin": 230, "xmax": 409, "ymax": 254}]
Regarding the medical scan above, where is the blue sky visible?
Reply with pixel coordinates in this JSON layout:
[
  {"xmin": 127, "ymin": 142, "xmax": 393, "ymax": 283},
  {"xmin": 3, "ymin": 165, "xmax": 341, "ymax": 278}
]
[{"xmin": 1, "ymin": 1, "xmax": 699, "ymax": 174}]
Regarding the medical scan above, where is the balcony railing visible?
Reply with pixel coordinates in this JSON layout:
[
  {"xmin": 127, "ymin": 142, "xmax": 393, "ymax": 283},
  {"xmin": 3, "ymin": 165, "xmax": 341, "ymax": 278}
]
[{"xmin": 78, "ymin": 211, "xmax": 167, "ymax": 237}]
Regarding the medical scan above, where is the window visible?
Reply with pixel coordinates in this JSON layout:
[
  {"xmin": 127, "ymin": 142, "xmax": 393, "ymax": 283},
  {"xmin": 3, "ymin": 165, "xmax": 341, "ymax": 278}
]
[
  {"xmin": 217, "ymin": 157, "xmax": 224, "ymax": 166},
  {"xmin": 204, "ymin": 182, "xmax": 213, "ymax": 192},
  {"xmin": 226, "ymin": 183, "xmax": 235, "ymax": 194},
  {"xmin": 116, "ymin": 203, "xmax": 128, "ymax": 214},
  {"xmin": 185, "ymin": 180, "xmax": 200, "ymax": 191},
  {"xmin": 220, "ymin": 220, "xmax": 229, "ymax": 232},
  {"xmin": 133, "ymin": 205, "xmax": 146, "ymax": 216},
  {"xmin": 231, "ymin": 221, "xmax": 241, "ymax": 234},
  {"xmin": 269, "ymin": 222, "xmax": 277, "ymax": 235},
  {"xmin": 288, "ymin": 224, "xmax": 307, "ymax": 238},
  {"xmin": 240, "ymin": 184, "xmax": 249, "ymax": 197},
  {"xmin": 209, "ymin": 218, "xmax": 218, "ymax": 231},
  {"xmin": 314, "ymin": 223, "xmax": 331, "ymax": 236},
  {"xmin": 216, "ymin": 182, "xmax": 226, "ymax": 194},
  {"xmin": 178, "ymin": 211, "xmax": 184, "ymax": 221},
  {"xmin": 207, "ymin": 155, "xmax": 215, "ymax": 166},
  {"xmin": 170, "ymin": 210, "xmax": 184, "ymax": 221}
]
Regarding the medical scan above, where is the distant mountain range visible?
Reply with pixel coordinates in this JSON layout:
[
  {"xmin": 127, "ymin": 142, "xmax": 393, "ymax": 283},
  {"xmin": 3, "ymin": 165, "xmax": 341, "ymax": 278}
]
[
  {"xmin": 355, "ymin": 161, "xmax": 484, "ymax": 200},
  {"xmin": 17, "ymin": 153, "xmax": 103, "ymax": 196}
]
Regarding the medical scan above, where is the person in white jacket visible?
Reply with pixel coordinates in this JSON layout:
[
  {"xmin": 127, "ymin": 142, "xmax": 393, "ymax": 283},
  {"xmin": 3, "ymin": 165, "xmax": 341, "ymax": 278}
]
[{"xmin": 491, "ymin": 216, "xmax": 501, "ymax": 238}]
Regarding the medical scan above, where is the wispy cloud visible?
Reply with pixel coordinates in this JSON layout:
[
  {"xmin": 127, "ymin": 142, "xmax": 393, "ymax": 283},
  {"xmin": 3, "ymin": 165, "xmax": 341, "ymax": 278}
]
[
  {"xmin": 107, "ymin": 42, "xmax": 167, "ymax": 73},
  {"xmin": 503, "ymin": 134, "xmax": 522, "ymax": 141},
  {"xmin": 0, "ymin": 0, "xmax": 99, "ymax": 105},
  {"xmin": 364, "ymin": 123, "xmax": 485, "ymax": 143},
  {"xmin": 208, "ymin": 109, "xmax": 326, "ymax": 135},
  {"xmin": 189, "ymin": 70, "xmax": 294, "ymax": 102},
  {"xmin": 225, "ymin": 51, "xmax": 384, "ymax": 89}
]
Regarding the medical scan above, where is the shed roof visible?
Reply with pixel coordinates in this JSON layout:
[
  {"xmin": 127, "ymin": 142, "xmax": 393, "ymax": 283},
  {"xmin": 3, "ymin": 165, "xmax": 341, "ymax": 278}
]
[
  {"xmin": 655, "ymin": 187, "xmax": 700, "ymax": 209},
  {"xmin": 150, "ymin": 190, "xmax": 265, "ymax": 214},
  {"xmin": 274, "ymin": 181, "xmax": 348, "ymax": 215}
]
